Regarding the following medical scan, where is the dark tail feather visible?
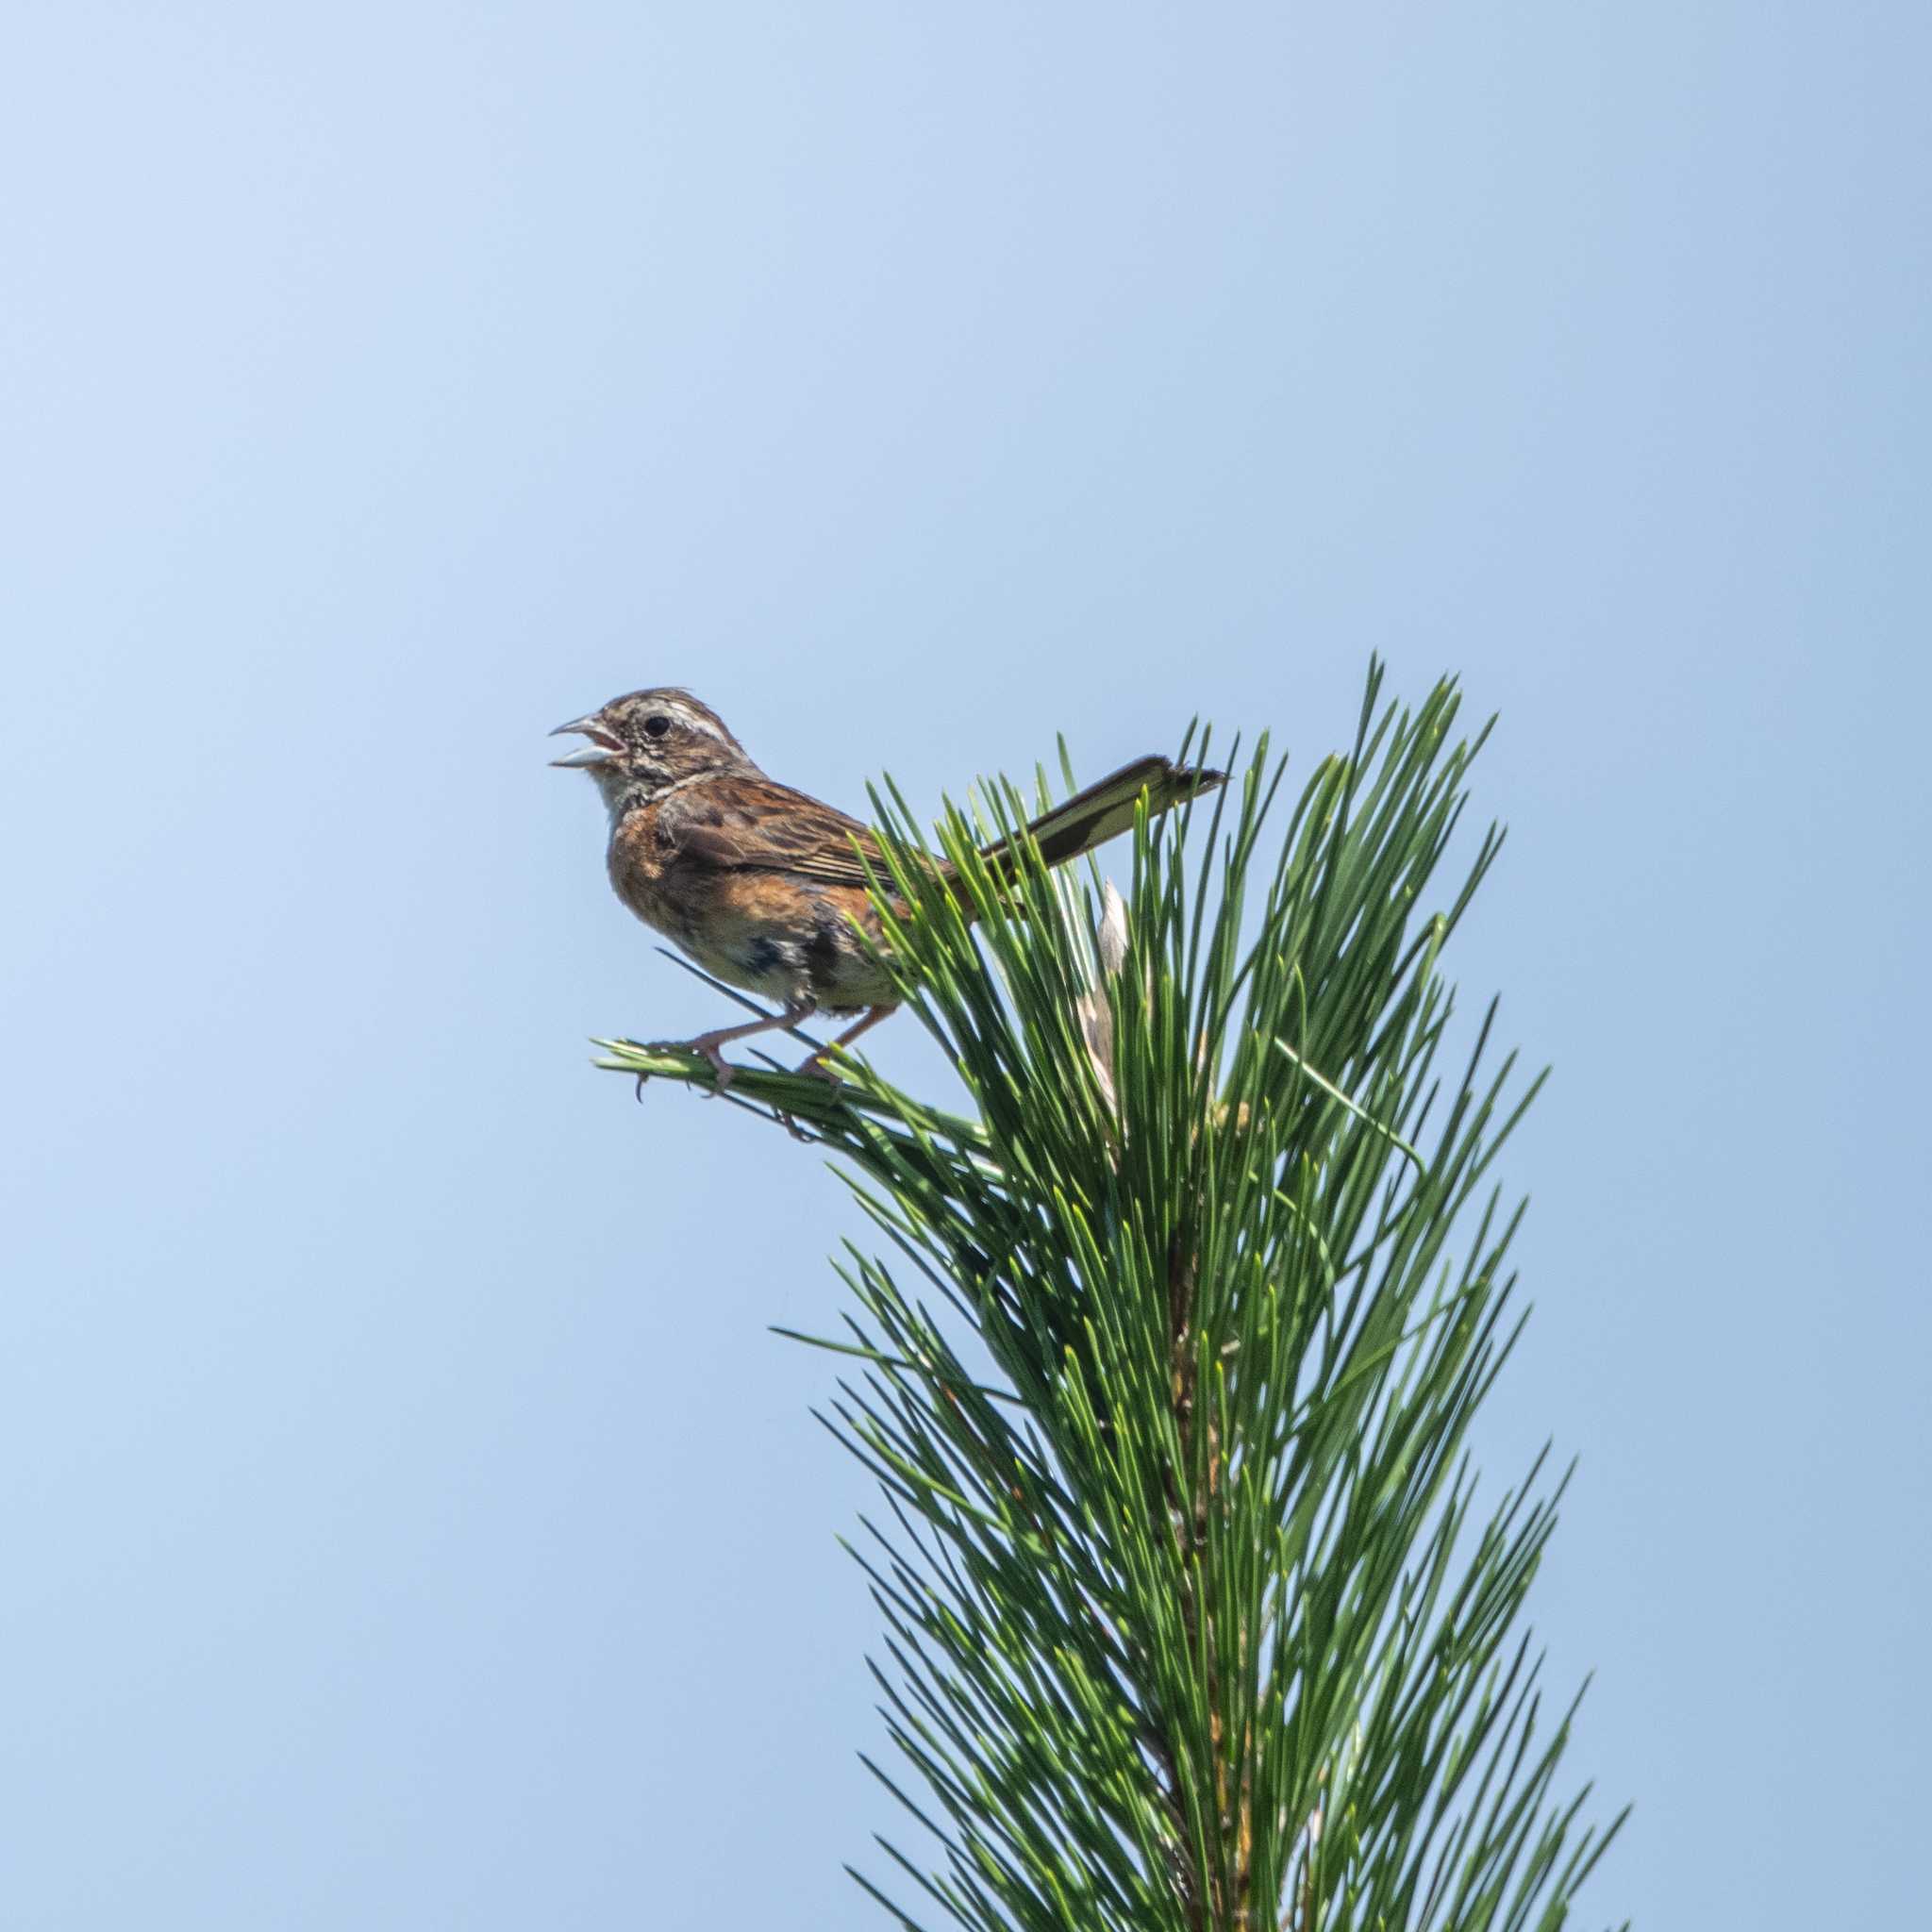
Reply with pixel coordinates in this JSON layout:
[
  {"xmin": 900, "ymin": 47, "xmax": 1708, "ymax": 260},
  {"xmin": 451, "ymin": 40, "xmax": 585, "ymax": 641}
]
[{"xmin": 975, "ymin": 755, "xmax": 1227, "ymax": 880}]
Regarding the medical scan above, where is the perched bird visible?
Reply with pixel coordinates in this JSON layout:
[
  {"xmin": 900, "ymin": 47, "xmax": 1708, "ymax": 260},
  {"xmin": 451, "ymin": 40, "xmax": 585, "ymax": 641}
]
[{"xmin": 551, "ymin": 689, "xmax": 1224, "ymax": 1083}]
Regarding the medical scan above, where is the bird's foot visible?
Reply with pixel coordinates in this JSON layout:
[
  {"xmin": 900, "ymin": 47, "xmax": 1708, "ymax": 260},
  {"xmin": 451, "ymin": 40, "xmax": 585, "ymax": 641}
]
[{"xmin": 645, "ymin": 1035, "xmax": 739, "ymax": 1093}]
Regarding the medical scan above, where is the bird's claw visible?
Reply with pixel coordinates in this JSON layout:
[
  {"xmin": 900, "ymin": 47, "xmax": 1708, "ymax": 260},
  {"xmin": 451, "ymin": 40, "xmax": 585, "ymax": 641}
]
[{"xmin": 642, "ymin": 1038, "xmax": 738, "ymax": 1094}]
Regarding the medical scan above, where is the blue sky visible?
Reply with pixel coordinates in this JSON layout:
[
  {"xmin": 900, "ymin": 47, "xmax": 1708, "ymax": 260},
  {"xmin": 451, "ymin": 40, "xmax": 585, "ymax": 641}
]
[{"xmin": 3, "ymin": 4, "xmax": 1926, "ymax": 1925}]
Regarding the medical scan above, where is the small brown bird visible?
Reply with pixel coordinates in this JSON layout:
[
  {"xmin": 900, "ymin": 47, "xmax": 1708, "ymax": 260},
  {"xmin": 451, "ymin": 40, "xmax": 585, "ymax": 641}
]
[{"xmin": 552, "ymin": 690, "xmax": 1224, "ymax": 1083}]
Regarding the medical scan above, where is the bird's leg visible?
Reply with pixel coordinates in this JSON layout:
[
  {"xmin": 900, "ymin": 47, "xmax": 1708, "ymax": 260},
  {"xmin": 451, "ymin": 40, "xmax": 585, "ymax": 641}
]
[
  {"xmin": 651, "ymin": 999, "xmax": 817, "ymax": 1092},
  {"xmin": 798, "ymin": 1004, "xmax": 897, "ymax": 1079}
]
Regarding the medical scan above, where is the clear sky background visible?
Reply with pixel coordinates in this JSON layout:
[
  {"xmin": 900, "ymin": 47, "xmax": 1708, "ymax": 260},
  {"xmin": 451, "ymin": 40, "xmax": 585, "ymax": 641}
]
[{"xmin": 3, "ymin": 5, "xmax": 1926, "ymax": 1926}]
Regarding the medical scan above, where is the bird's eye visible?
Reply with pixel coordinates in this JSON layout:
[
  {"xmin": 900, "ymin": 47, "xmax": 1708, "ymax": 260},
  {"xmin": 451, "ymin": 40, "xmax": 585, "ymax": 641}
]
[{"xmin": 643, "ymin": 715, "xmax": 671, "ymax": 739}]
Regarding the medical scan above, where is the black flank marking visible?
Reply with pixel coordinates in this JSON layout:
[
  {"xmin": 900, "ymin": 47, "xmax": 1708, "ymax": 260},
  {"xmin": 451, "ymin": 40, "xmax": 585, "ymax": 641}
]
[{"xmin": 804, "ymin": 913, "xmax": 842, "ymax": 991}]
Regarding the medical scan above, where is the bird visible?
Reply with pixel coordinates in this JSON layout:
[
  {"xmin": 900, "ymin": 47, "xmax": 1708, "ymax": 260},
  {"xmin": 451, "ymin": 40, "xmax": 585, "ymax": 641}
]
[{"xmin": 551, "ymin": 689, "xmax": 1224, "ymax": 1085}]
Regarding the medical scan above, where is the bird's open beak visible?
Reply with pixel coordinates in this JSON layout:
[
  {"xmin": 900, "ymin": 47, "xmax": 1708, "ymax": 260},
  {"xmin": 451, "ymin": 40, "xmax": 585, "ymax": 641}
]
[{"xmin": 549, "ymin": 715, "xmax": 623, "ymax": 767}]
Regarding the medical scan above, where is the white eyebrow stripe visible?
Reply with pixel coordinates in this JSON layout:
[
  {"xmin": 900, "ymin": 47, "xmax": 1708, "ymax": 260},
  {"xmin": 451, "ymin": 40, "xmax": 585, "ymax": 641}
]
[{"xmin": 667, "ymin": 702, "xmax": 728, "ymax": 743}]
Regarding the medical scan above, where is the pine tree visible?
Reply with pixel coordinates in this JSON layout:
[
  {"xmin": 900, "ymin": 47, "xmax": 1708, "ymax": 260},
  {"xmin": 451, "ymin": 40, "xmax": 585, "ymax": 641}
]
[{"xmin": 598, "ymin": 664, "xmax": 1626, "ymax": 1932}]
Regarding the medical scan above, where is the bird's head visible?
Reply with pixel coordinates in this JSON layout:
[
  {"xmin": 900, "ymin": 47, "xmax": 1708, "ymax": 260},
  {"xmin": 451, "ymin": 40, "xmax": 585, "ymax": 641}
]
[{"xmin": 548, "ymin": 689, "xmax": 752, "ymax": 812}]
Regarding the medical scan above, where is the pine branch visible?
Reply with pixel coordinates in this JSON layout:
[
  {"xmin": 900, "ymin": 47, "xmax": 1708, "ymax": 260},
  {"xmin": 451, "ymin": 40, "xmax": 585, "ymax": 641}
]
[{"xmin": 596, "ymin": 660, "xmax": 1626, "ymax": 1931}]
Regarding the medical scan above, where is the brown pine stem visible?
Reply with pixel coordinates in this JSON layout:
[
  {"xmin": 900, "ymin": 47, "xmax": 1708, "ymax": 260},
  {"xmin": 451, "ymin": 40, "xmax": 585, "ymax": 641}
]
[{"xmin": 1158, "ymin": 1224, "xmax": 1252, "ymax": 1930}]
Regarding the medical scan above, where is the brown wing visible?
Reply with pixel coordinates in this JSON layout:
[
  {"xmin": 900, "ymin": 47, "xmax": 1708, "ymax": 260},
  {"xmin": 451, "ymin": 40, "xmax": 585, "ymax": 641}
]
[
  {"xmin": 660, "ymin": 755, "xmax": 1222, "ymax": 893},
  {"xmin": 659, "ymin": 779, "xmax": 888, "ymax": 889}
]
